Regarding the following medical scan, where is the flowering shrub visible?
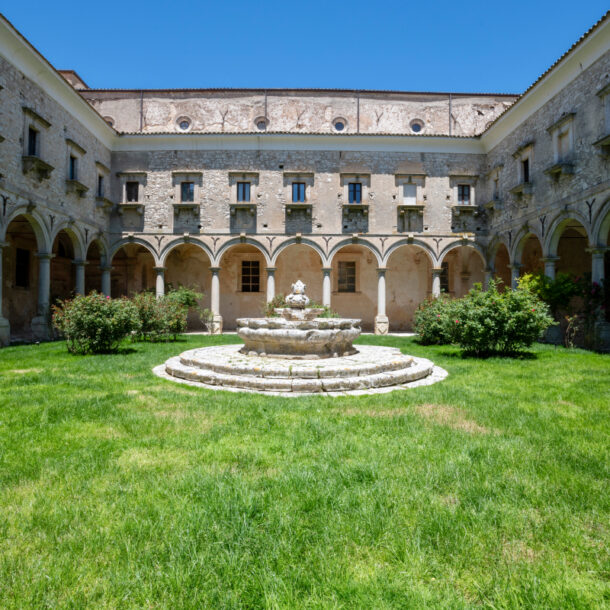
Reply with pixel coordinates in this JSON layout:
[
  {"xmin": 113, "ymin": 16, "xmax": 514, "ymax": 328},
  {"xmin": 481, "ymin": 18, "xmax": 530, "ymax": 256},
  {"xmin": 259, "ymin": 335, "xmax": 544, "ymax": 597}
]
[
  {"xmin": 414, "ymin": 296, "xmax": 457, "ymax": 345},
  {"xmin": 52, "ymin": 292, "xmax": 140, "ymax": 354},
  {"xmin": 132, "ymin": 291, "xmax": 189, "ymax": 341}
]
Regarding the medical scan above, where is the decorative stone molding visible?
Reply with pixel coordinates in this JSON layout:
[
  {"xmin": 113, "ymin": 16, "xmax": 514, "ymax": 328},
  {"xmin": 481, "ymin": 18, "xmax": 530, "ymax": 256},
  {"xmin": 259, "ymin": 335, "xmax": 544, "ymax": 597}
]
[{"xmin": 22, "ymin": 155, "xmax": 54, "ymax": 181}]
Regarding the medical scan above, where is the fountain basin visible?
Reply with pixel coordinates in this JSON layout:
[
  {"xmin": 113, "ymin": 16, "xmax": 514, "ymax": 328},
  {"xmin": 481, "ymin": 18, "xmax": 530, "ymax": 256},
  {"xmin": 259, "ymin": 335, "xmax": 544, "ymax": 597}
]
[{"xmin": 237, "ymin": 317, "xmax": 361, "ymax": 359}]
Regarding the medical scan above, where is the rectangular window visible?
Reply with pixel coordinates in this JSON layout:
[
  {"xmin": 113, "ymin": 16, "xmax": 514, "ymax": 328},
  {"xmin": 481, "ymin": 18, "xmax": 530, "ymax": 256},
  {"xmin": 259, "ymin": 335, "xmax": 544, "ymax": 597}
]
[
  {"xmin": 457, "ymin": 184, "xmax": 471, "ymax": 205},
  {"xmin": 338, "ymin": 261, "xmax": 356, "ymax": 293},
  {"xmin": 403, "ymin": 183, "xmax": 416, "ymax": 205},
  {"xmin": 237, "ymin": 182, "xmax": 251, "ymax": 202},
  {"xmin": 348, "ymin": 182, "xmax": 362, "ymax": 204},
  {"xmin": 181, "ymin": 181, "xmax": 195, "ymax": 202},
  {"xmin": 241, "ymin": 260, "xmax": 260, "ymax": 292},
  {"xmin": 27, "ymin": 127, "xmax": 38, "ymax": 157},
  {"xmin": 493, "ymin": 177, "xmax": 500, "ymax": 200},
  {"xmin": 15, "ymin": 248, "xmax": 30, "ymax": 288},
  {"xmin": 97, "ymin": 175, "xmax": 104, "ymax": 197},
  {"xmin": 126, "ymin": 181, "xmax": 139, "ymax": 202},
  {"xmin": 69, "ymin": 155, "xmax": 77, "ymax": 180},
  {"xmin": 292, "ymin": 182, "xmax": 306, "ymax": 202},
  {"xmin": 440, "ymin": 262, "xmax": 449, "ymax": 293},
  {"xmin": 557, "ymin": 131, "xmax": 569, "ymax": 160},
  {"xmin": 522, "ymin": 158, "xmax": 530, "ymax": 183}
]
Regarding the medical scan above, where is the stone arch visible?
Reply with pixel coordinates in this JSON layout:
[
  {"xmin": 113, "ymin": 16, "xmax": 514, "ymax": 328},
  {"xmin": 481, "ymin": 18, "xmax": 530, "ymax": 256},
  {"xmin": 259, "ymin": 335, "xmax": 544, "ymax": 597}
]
[
  {"xmin": 329, "ymin": 243, "xmax": 378, "ymax": 331},
  {"xmin": 270, "ymin": 238, "xmax": 326, "ymax": 267},
  {"xmin": 386, "ymin": 244, "xmax": 433, "ymax": 330},
  {"xmin": 382, "ymin": 238, "xmax": 435, "ymax": 268},
  {"xmin": 164, "ymin": 242, "xmax": 212, "ymax": 330},
  {"xmin": 491, "ymin": 242, "xmax": 511, "ymax": 291},
  {"xmin": 2, "ymin": 213, "xmax": 46, "ymax": 340},
  {"xmin": 214, "ymin": 237, "xmax": 270, "ymax": 267},
  {"xmin": 327, "ymin": 238, "xmax": 383, "ymax": 268},
  {"xmin": 110, "ymin": 243, "xmax": 157, "ymax": 297},
  {"xmin": 438, "ymin": 243, "xmax": 486, "ymax": 298},
  {"xmin": 592, "ymin": 197, "xmax": 610, "ymax": 247},
  {"xmin": 50, "ymin": 223, "xmax": 85, "ymax": 261},
  {"xmin": 544, "ymin": 211, "xmax": 591, "ymax": 258},
  {"xmin": 546, "ymin": 217, "xmax": 591, "ymax": 276},
  {"xmin": 514, "ymin": 232, "xmax": 544, "ymax": 275},
  {"xmin": 84, "ymin": 239, "xmax": 106, "ymax": 294},
  {"xmin": 50, "ymin": 229, "xmax": 78, "ymax": 302},
  {"xmin": 218, "ymin": 243, "xmax": 268, "ymax": 330},
  {"xmin": 159, "ymin": 237, "xmax": 214, "ymax": 267},
  {"xmin": 274, "ymin": 243, "xmax": 324, "ymax": 304},
  {"xmin": 1, "ymin": 207, "xmax": 51, "ymax": 253},
  {"xmin": 109, "ymin": 238, "xmax": 159, "ymax": 266}
]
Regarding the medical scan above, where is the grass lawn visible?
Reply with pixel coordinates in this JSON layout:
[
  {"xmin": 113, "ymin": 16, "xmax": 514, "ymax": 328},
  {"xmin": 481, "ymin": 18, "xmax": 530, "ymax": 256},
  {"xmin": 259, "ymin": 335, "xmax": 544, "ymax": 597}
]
[{"xmin": 0, "ymin": 335, "xmax": 608, "ymax": 608}]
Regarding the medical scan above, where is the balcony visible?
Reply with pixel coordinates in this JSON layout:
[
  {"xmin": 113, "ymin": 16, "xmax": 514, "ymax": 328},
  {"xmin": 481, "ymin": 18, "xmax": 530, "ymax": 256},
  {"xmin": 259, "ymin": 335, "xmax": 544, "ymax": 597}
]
[
  {"xmin": 173, "ymin": 202, "xmax": 200, "ymax": 215},
  {"xmin": 95, "ymin": 196, "xmax": 114, "ymax": 213},
  {"xmin": 65, "ymin": 178, "xmax": 89, "ymax": 198},
  {"xmin": 397, "ymin": 203, "xmax": 424, "ymax": 233},
  {"xmin": 544, "ymin": 160, "xmax": 574, "ymax": 179},
  {"xmin": 22, "ymin": 155, "xmax": 54, "ymax": 181},
  {"xmin": 451, "ymin": 205, "xmax": 484, "ymax": 234},
  {"xmin": 117, "ymin": 202, "xmax": 144, "ymax": 215},
  {"xmin": 230, "ymin": 203, "xmax": 256, "ymax": 234},
  {"xmin": 342, "ymin": 204, "xmax": 368, "ymax": 234},
  {"xmin": 484, "ymin": 198, "xmax": 503, "ymax": 211},
  {"xmin": 593, "ymin": 134, "xmax": 610, "ymax": 156},
  {"xmin": 285, "ymin": 203, "xmax": 312, "ymax": 234},
  {"xmin": 509, "ymin": 181, "xmax": 534, "ymax": 197}
]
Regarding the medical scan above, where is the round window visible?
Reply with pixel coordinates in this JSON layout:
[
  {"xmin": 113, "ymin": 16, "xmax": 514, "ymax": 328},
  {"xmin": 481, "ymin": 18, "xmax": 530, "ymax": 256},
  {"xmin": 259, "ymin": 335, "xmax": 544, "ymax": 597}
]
[
  {"xmin": 177, "ymin": 117, "xmax": 191, "ymax": 131},
  {"xmin": 410, "ymin": 119, "xmax": 424, "ymax": 133},
  {"xmin": 103, "ymin": 116, "xmax": 114, "ymax": 127},
  {"xmin": 333, "ymin": 118, "xmax": 347, "ymax": 132},
  {"xmin": 255, "ymin": 116, "xmax": 268, "ymax": 131}
]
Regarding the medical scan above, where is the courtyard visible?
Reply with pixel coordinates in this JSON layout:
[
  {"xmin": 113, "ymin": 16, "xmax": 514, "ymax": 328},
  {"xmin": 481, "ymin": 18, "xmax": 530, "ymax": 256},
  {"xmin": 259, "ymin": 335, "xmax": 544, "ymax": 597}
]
[{"xmin": 0, "ymin": 334, "xmax": 608, "ymax": 607}]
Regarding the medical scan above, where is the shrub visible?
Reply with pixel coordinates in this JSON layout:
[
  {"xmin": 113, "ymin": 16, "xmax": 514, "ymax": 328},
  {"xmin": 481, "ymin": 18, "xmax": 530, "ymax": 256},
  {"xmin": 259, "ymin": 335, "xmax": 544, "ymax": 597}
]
[
  {"xmin": 519, "ymin": 272, "xmax": 581, "ymax": 316},
  {"xmin": 52, "ymin": 292, "xmax": 140, "ymax": 354},
  {"xmin": 132, "ymin": 291, "xmax": 188, "ymax": 341},
  {"xmin": 164, "ymin": 286, "xmax": 203, "ymax": 310},
  {"xmin": 414, "ymin": 296, "xmax": 457, "ymax": 345},
  {"xmin": 451, "ymin": 281, "xmax": 554, "ymax": 355}
]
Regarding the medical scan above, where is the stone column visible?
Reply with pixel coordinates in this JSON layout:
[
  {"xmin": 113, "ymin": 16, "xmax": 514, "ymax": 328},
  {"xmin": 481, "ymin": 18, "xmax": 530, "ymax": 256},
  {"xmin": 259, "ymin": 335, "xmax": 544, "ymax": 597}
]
[
  {"xmin": 484, "ymin": 268, "xmax": 493, "ymax": 290},
  {"xmin": 322, "ymin": 267, "xmax": 332, "ymax": 308},
  {"xmin": 542, "ymin": 257, "xmax": 558, "ymax": 280},
  {"xmin": 266, "ymin": 267, "xmax": 276, "ymax": 303},
  {"xmin": 431, "ymin": 267, "xmax": 443, "ymax": 298},
  {"xmin": 73, "ymin": 259, "xmax": 86, "ymax": 296},
  {"xmin": 209, "ymin": 266, "xmax": 223, "ymax": 334},
  {"xmin": 154, "ymin": 266, "xmax": 165, "ymax": 299},
  {"xmin": 590, "ymin": 248, "xmax": 606, "ymax": 284},
  {"xmin": 374, "ymin": 267, "xmax": 389, "ymax": 335},
  {"xmin": 101, "ymin": 265, "xmax": 112, "ymax": 296},
  {"xmin": 0, "ymin": 243, "xmax": 9, "ymax": 346},
  {"xmin": 31, "ymin": 252, "xmax": 53, "ymax": 341},
  {"xmin": 510, "ymin": 263, "xmax": 521, "ymax": 290}
]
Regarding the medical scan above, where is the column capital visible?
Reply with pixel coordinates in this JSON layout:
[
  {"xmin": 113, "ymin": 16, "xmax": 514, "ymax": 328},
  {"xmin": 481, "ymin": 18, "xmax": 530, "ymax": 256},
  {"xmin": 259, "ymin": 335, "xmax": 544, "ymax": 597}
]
[
  {"xmin": 586, "ymin": 247, "xmax": 608, "ymax": 256},
  {"xmin": 376, "ymin": 267, "xmax": 387, "ymax": 274},
  {"xmin": 265, "ymin": 267, "xmax": 277, "ymax": 273},
  {"xmin": 153, "ymin": 266, "xmax": 165, "ymax": 272},
  {"xmin": 0, "ymin": 241, "xmax": 8, "ymax": 250},
  {"xmin": 431, "ymin": 267, "xmax": 443, "ymax": 274},
  {"xmin": 72, "ymin": 259, "xmax": 88, "ymax": 267},
  {"xmin": 36, "ymin": 252, "xmax": 55, "ymax": 260},
  {"xmin": 209, "ymin": 266, "xmax": 221, "ymax": 273},
  {"xmin": 100, "ymin": 265, "xmax": 113, "ymax": 272},
  {"xmin": 541, "ymin": 256, "xmax": 559, "ymax": 263},
  {"xmin": 322, "ymin": 267, "xmax": 332, "ymax": 273},
  {"xmin": 510, "ymin": 263, "xmax": 522, "ymax": 270}
]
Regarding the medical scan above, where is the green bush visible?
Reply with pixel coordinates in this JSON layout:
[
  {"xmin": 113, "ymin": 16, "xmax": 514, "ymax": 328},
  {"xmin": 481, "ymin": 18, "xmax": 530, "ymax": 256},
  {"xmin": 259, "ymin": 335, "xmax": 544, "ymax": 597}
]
[
  {"xmin": 452, "ymin": 281, "xmax": 554, "ymax": 355},
  {"xmin": 414, "ymin": 296, "xmax": 457, "ymax": 345},
  {"xmin": 132, "ymin": 291, "xmax": 188, "ymax": 341},
  {"xmin": 52, "ymin": 292, "xmax": 140, "ymax": 354},
  {"xmin": 519, "ymin": 272, "xmax": 581, "ymax": 316}
]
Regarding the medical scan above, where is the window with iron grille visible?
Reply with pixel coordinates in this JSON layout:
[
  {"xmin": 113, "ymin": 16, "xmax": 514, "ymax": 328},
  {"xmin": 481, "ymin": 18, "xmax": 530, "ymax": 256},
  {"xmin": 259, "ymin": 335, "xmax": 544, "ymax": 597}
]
[
  {"xmin": 237, "ymin": 182, "xmax": 251, "ymax": 202},
  {"xmin": 241, "ymin": 260, "xmax": 260, "ymax": 292},
  {"xmin": 348, "ymin": 182, "xmax": 362, "ymax": 204},
  {"xmin": 15, "ymin": 248, "xmax": 30, "ymax": 288},
  {"xmin": 181, "ymin": 181, "xmax": 195, "ymax": 202},
  {"xmin": 28, "ymin": 127, "xmax": 38, "ymax": 156},
  {"xmin": 440, "ymin": 262, "xmax": 449, "ymax": 293},
  {"xmin": 338, "ymin": 261, "xmax": 356, "ymax": 292},
  {"xmin": 457, "ymin": 184, "xmax": 470, "ymax": 205},
  {"xmin": 126, "ymin": 181, "xmax": 139, "ymax": 202},
  {"xmin": 292, "ymin": 182, "xmax": 306, "ymax": 202}
]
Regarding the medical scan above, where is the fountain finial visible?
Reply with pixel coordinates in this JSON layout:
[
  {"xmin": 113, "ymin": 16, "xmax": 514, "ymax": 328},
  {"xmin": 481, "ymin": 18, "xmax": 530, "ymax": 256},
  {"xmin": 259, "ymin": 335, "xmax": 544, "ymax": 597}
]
[{"xmin": 285, "ymin": 279, "xmax": 310, "ymax": 309}]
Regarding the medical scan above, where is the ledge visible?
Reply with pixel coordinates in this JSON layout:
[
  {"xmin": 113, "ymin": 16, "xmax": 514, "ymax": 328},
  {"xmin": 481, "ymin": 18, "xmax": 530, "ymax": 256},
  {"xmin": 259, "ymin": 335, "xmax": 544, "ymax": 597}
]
[
  {"xmin": 509, "ymin": 182, "xmax": 534, "ymax": 196},
  {"xmin": 484, "ymin": 199, "xmax": 503, "ymax": 210},
  {"xmin": 95, "ymin": 196, "xmax": 114, "ymax": 211},
  {"xmin": 342, "ymin": 204, "xmax": 369, "ymax": 215},
  {"xmin": 451, "ymin": 204, "xmax": 480, "ymax": 216},
  {"xmin": 65, "ymin": 178, "xmax": 89, "ymax": 197},
  {"xmin": 230, "ymin": 203, "xmax": 256, "ymax": 216},
  {"xmin": 65, "ymin": 138, "xmax": 86, "ymax": 155},
  {"xmin": 173, "ymin": 202, "xmax": 200, "ymax": 215},
  {"xmin": 286, "ymin": 203, "xmax": 312, "ymax": 215},
  {"xmin": 117, "ymin": 202, "xmax": 144, "ymax": 215},
  {"xmin": 22, "ymin": 155, "xmax": 54, "ymax": 181},
  {"xmin": 22, "ymin": 106, "xmax": 51, "ymax": 128},
  {"xmin": 398, "ymin": 203, "xmax": 425, "ymax": 215},
  {"xmin": 593, "ymin": 134, "xmax": 610, "ymax": 155},
  {"xmin": 543, "ymin": 161, "xmax": 574, "ymax": 178}
]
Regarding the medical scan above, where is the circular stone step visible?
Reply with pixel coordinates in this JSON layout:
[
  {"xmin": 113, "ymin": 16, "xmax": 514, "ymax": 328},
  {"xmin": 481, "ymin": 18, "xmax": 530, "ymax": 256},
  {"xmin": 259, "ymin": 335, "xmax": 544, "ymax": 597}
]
[{"xmin": 154, "ymin": 344, "xmax": 447, "ymax": 396}]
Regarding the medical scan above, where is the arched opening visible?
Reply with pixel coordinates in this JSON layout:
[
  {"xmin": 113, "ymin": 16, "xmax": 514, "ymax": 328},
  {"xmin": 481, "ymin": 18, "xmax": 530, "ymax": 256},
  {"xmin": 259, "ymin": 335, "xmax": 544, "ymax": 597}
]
[
  {"xmin": 219, "ymin": 244, "xmax": 266, "ymax": 329},
  {"xmin": 519, "ymin": 235, "xmax": 543, "ymax": 275},
  {"xmin": 85, "ymin": 241, "xmax": 103, "ymax": 294},
  {"xmin": 2, "ymin": 215, "xmax": 41, "ymax": 340},
  {"xmin": 50, "ymin": 230, "xmax": 76, "ymax": 304},
  {"xmin": 165, "ymin": 244, "xmax": 212, "ymax": 329},
  {"xmin": 386, "ymin": 245, "xmax": 432, "ymax": 330},
  {"xmin": 441, "ymin": 246, "xmax": 485, "ymax": 298},
  {"xmin": 330, "ymin": 245, "xmax": 377, "ymax": 331},
  {"xmin": 555, "ymin": 220, "xmax": 591, "ymax": 276},
  {"xmin": 493, "ymin": 244, "xmax": 511, "ymax": 291},
  {"xmin": 111, "ymin": 244, "xmax": 155, "ymax": 297},
  {"xmin": 275, "ymin": 244, "xmax": 323, "ymax": 303}
]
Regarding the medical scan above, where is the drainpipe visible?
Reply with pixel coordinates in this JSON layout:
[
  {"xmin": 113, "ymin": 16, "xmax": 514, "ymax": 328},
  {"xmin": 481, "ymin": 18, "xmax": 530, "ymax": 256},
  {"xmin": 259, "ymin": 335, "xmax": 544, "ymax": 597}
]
[
  {"xmin": 448, "ymin": 93, "xmax": 452, "ymax": 136},
  {"xmin": 139, "ymin": 90, "xmax": 144, "ymax": 132}
]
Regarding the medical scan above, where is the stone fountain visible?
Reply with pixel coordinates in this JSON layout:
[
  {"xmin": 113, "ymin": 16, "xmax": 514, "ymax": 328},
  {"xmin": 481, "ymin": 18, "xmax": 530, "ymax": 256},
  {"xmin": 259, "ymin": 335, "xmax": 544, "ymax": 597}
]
[{"xmin": 155, "ymin": 280, "xmax": 445, "ymax": 395}]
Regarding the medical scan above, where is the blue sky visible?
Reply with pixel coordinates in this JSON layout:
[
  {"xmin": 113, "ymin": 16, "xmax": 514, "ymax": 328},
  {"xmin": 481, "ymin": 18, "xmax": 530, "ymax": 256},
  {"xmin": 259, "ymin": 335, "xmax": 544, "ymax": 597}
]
[{"xmin": 3, "ymin": 1, "xmax": 608, "ymax": 93}]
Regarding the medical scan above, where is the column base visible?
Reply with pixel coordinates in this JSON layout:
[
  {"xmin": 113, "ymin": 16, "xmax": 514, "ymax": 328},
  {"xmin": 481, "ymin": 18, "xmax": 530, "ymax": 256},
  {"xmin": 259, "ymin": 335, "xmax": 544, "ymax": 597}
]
[
  {"xmin": 0, "ymin": 317, "xmax": 9, "ymax": 347},
  {"xmin": 374, "ymin": 315, "xmax": 389, "ymax": 335},
  {"xmin": 31, "ymin": 315, "xmax": 50, "ymax": 341},
  {"xmin": 209, "ymin": 314, "xmax": 223, "ymax": 335}
]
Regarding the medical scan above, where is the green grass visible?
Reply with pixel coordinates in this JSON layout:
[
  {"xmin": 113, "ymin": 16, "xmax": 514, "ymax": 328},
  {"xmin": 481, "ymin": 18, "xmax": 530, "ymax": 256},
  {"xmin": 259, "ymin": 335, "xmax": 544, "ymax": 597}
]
[{"xmin": 0, "ymin": 335, "xmax": 608, "ymax": 609}]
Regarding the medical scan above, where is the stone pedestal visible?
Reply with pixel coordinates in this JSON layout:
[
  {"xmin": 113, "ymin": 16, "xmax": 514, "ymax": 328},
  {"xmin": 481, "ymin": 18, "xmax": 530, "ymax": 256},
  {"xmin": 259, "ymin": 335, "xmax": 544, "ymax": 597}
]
[
  {"xmin": 210, "ymin": 314, "xmax": 223, "ymax": 335},
  {"xmin": 0, "ymin": 317, "xmax": 9, "ymax": 347},
  {"xmin": 374, "ymin": 315, "xmax": 389, "ymax": 335}
]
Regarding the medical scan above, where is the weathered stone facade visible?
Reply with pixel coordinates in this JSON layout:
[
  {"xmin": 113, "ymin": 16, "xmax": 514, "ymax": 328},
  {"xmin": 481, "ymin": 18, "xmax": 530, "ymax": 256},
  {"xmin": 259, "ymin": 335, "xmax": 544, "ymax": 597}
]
[{"xmin": 0, "ymin": 12, "xmax": 609, "ymax": 345}]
